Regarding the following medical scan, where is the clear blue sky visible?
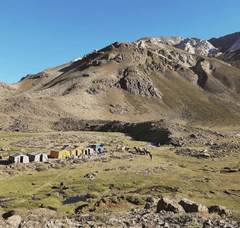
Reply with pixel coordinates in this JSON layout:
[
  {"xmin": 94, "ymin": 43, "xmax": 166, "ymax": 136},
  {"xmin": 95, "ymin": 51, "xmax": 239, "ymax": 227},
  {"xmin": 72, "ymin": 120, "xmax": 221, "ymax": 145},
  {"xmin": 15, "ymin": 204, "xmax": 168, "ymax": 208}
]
[{"xmin": 1, "ymin": 0, "xmax": 239, "ymax": 84}]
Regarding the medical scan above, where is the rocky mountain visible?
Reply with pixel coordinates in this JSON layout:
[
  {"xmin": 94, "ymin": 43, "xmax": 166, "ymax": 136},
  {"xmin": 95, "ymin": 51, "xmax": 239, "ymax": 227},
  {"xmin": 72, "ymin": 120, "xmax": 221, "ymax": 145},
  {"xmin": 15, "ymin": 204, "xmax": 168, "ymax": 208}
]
[
  {"xmin": 134, "ymin": 37, "xmax": 220, "ymax": 56},
  {"xmin": 226, "ymin": 37, "xmax": 240, "ymax": 52},
  {"xmin": 208, "ymin": 32, "xmax": 240, "ymax": 69},
  {"xmin": 1, "ymin": 32, "xmax": 240, "ymax": 132},
  {"xmin": 208, "ymin": 32, "xmax": 240, "ymax": 52}
]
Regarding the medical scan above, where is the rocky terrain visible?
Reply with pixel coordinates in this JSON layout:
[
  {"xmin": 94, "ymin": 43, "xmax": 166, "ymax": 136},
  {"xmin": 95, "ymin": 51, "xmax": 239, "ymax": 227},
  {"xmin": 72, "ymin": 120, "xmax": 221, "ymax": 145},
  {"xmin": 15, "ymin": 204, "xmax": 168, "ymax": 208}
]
[
  {"xmin": 0, "ymin": 128, "xmax": 240, "ymax": 227},
  {"xmin": 1, "ymin": 31, "xmax": 240, "ymax": 227},
  {"xmin": 208, "ymin": 32, "xmax": 240, "ymax": 69},
  {"xmin": 1, "ymin": 197, "xmax": 239, "ymax": 227},
  {"xmin": 208, "ymin": 32, "xmax": 240, "ymax": 52},
  {"xmin": 135, "ymin": 37, "xmax": 220, "ymax": 56},
  {"xmin": 1, "ymin": 32, "xmax": 240, "ymax": 134}
]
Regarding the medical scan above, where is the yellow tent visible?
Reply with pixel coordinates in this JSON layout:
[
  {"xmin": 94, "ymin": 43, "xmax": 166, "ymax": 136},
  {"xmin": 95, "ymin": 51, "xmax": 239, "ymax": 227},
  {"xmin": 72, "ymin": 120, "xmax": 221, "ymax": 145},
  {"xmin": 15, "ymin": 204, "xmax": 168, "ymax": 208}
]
[{"xmin": 50, "ymin": 148, "xmax": 71, "ymax": 159}]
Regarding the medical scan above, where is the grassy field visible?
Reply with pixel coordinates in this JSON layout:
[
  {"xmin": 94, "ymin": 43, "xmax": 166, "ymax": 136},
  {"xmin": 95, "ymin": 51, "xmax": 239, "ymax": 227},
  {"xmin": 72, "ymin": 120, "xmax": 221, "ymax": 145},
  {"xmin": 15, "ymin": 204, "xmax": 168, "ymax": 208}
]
[{"xmin": 0, "ymin": 131, "xmax": 239, "ymax": 220}]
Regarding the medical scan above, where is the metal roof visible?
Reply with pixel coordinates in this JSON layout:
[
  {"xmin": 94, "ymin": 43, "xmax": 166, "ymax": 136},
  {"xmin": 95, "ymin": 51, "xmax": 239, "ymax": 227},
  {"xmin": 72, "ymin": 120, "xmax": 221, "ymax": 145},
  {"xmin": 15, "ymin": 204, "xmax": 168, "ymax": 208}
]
[
  {"xmin": 27, "ymin": 151, "xmax": 41, "ymax": 156},
  {"xmin": 51, "ymin": 148, "xmax": 63, "ymax": 152},
  {"xmin": 10, "ymin": 153, "xmax": 21, "ymax": 157}
]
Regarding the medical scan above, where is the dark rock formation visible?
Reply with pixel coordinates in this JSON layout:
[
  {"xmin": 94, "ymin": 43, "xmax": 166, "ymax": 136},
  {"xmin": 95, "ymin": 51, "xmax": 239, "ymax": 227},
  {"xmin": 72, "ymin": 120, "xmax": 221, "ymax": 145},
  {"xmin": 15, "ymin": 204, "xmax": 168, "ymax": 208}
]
[
  {"xmin": 209, "ymin": 205, "xmax": 233, "ymax": 217},
  {"xmin": 179, "ymin": 198, "xmax": 209, "ymax": 217},
  {"xmin": 157, "ymin": 197, "xmax": 185, "ymax": 214}
]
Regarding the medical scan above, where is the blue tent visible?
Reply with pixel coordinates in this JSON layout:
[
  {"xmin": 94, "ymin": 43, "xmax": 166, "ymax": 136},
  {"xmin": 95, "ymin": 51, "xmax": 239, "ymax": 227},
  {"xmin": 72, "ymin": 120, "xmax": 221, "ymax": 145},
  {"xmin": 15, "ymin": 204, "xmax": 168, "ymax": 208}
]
[{"xmin": 87, "ymin": 145, "xmax": 104, "ymax": 153}]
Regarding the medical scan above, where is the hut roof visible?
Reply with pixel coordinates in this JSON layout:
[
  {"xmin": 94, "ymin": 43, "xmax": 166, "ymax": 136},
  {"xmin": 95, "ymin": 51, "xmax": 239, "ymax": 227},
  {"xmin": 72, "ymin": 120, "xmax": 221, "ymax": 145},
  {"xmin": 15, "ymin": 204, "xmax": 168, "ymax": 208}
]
[
  {"xmin": 64, "ymin": 147, "xmax": 76, "ymax": 151},
  {"xmin": 27, "ymin": 151, "xmax": 42, "ymax": 156},
  {"xmin": 10, "ymin": 153, "xmax": 21, "ymax": 157},
  {"xmin": 51, "ymin": 148, "xmax": 63, "ymax": 152}
]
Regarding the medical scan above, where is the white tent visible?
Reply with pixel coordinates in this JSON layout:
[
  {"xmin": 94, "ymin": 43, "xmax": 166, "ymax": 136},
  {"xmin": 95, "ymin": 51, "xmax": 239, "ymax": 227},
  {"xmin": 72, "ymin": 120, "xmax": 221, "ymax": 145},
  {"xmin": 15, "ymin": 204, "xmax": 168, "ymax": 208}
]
[
  {"xmin": 83, "ymin": 148, "xmax": 94, "ymax": 156},
  {"xmin": 27, "ymin": 152, "xmax": 48, "ymax": 162},
  {"xmin": 9, "ymin": 153, "xmax": 29, "ymax": 164}
]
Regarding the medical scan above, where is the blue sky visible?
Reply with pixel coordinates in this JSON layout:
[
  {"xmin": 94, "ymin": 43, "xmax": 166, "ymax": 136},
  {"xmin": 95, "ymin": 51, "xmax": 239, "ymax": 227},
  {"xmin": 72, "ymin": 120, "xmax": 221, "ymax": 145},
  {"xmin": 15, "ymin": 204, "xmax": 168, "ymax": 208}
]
[{"xmin": 1, "ymin": 0, "xmax": 240, "ymax": 84}]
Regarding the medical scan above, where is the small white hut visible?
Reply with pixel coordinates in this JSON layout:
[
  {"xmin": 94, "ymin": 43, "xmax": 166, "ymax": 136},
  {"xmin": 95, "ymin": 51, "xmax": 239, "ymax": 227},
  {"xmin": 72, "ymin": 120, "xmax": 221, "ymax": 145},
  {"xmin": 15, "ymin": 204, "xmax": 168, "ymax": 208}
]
[
  {"xmin": 9, "ymin": 153, "xmax": 29, "ymax": 164},
  {"xmin": 27, "ymin": 152, "xmax": 48, "ymax": 162}
]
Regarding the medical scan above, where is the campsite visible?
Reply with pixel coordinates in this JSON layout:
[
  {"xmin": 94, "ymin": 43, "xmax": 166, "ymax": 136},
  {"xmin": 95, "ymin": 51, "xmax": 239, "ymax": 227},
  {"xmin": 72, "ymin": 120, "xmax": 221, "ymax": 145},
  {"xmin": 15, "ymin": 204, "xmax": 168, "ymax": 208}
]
[{"xmin": 0, "ymin": 129, "xmax": 239, "ymax": 227}]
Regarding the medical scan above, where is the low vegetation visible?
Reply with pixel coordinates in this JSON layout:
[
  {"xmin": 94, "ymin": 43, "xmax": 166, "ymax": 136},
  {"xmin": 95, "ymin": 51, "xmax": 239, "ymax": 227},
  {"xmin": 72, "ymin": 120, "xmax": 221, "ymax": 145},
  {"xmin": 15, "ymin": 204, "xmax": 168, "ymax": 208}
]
[{"xmin": 0, "ymin": 129, "xmax": 239, "ymax": 223}]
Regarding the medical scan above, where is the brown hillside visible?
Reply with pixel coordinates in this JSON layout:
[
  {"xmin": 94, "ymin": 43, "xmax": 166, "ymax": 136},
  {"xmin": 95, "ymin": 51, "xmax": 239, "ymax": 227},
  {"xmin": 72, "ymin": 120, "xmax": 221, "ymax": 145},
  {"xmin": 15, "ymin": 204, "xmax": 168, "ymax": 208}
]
[{"xmin": 1, "ymin": 39, "xmax": 240, "ymax": 132}]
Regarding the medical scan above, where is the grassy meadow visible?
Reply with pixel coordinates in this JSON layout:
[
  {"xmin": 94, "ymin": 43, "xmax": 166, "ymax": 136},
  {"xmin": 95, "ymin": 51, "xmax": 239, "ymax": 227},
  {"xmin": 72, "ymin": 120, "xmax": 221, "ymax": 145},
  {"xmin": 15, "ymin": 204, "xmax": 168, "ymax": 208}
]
[{"xmin": 0, "ymin": 130, "xmax": 239, "ymax": 220}]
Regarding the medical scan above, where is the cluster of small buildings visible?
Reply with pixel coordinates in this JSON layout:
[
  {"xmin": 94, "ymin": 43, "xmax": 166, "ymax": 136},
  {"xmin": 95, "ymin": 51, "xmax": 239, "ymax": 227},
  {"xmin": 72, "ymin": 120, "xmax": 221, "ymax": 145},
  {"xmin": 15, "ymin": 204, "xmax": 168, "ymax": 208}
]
[
  {"xmin": 9, "ymin": 152, "xmax": 48, "ymax": 164},
  {"xmin": 8, "ymin": 145, "xmax": 104, "ymax": 164}
]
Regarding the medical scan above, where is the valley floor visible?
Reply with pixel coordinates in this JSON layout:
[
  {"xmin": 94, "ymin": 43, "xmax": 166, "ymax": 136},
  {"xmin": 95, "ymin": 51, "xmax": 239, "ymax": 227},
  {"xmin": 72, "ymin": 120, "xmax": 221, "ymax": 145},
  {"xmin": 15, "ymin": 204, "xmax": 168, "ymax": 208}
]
[{"xmin": 0, "ymin": 130, "xmax": 239, "ymax": 227}]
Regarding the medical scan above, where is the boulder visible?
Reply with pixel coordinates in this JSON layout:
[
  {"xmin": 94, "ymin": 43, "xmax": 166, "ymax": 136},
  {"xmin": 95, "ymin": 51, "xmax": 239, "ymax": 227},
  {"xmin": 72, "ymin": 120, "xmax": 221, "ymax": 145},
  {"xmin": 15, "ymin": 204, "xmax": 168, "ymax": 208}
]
[
  {"xmin": 1, "ymin": 146, "xmax": 9, "ymax": 151},
  {"xmin": 209, "ymin": 205, "xmax": 232, "ymax": 217},
  {"xmin": 6, "ymin": 215, "xmax": 21, "ymax": 227},
  {"xmin": 2, "ymin": 210, "xmax": 15, "ymax": 219},
  {"xmin": 179, "ymin": 198, "xmax": 209, "ymax": 216},
  {"xmin": 157, "ymin": 197, "xmax": 185, "ymax": 214}
]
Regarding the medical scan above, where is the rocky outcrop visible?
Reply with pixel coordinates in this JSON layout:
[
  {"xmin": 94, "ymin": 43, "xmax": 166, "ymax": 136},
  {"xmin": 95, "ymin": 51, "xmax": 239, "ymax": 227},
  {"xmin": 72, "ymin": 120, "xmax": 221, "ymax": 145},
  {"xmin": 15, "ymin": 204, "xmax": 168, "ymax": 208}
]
[
  {"xmin": 5, "ymin": 215, "xmax": 22, "ymax": 227},
  {"xmin": 0, "ymin": 197, "xmax": 238, "ymax": 227},
  {"xmin": 208, "ymin": 32, "xmax": 240, "ymax": 52},
  {"xmin": 218, "ymin": 48, "xmax": 240, "ymax": 69},
  {"xmin": 174, "ymin": 38, "xmax": 220, "ymax": 56},
  {"xmin": 156, "ymin": 197, "xmax": 233, "ymax": 219},
  {"xmin": 52, "ymin": 119, "xmax": 173, "ymax": 145},
  {"xmin": 20, "ymin": 72, "xmax": 49, "ymax": 81},
  {"xmin": 135, "ymin": 37, "xmax": 220, "ymax": 56},
  {"xmin": 118, "ymin": 67, "xmax": 163, "ymax": 99},
  {"xmin": 157, "ymin": 197, "xmax": 185, "ymax": 214},
  {"xmin": 0, "ymin": 197, "xmax": 240, "ymax": 228},
  {"xmin": 179, "ymin": 198, "xmax": 209, "ymax": 217},
  {"xmin": 209, "ymin": 205, "xmax": 233, "ymax": 217}
]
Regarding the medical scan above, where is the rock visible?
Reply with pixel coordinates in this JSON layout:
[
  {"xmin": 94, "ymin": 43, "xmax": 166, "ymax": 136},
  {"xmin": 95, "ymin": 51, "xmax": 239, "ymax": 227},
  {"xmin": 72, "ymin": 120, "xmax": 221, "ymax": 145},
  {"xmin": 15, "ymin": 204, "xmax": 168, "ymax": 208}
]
[
  {"xmin": 157, "ymin": 197, "xmax": 185, "ymax": 214},
  {"xmin": 117, "ymin": 66, "xmax": 163, "ymax": 99},
  {"xmin": 0, "ymin": 220, "xmax": 7, "ymax": 227},
  {"xmin": 144, "ymin": 196, "xmax": 158, "ymax": 210},
  {"xmin": 146, "ymin": 196, "xmax": 157, "ymax": 203},
  {"xmin": 144, "ymin": 202, "xmax": 152, "ymax": 209},
  {"xmin": 86, "ymin": 220, "xmax": 95, "ymax": 226},
  {"xmin": 179, "ymin": 198, "xmax": 209, "ymax": 216},
  {"xmin": 203, "ymin": 153, "xmax": 211, "ymax": 158},
  {"xmin": 84, "ymin": 173, "xmax": 94, "ymax": 178},
  {"xmin": 209, "ymin": 205, "xmax": 233, "ymax": 217},
  {"xmin": 1, "ymin": 146, "xmax": 9, "ymax": 151},
  {"xmin": 6, "ymin": 215, "xmax": 21, "ymax": 227},
  {"xmin": 203, "ymin": 219, "xmax": 212, "ymax": 226},
  {"xmin": 2, "ymin": 210, "xmax": 15, "ymax": 219}
]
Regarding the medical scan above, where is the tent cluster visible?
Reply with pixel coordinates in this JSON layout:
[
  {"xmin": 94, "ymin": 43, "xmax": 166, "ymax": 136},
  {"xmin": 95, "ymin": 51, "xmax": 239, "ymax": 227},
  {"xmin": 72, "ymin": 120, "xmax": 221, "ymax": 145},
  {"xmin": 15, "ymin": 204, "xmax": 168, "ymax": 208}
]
[
  {"xmin": 8, "ymin": 144, "xmax": 105, "ymax": 164},
  {"xmin": 9, "ymin": 152, "xmax": 48, "ymax": 164},
  {"xmin": 50, "ymin": 144, "xmax": 104, "ymax": 159}
]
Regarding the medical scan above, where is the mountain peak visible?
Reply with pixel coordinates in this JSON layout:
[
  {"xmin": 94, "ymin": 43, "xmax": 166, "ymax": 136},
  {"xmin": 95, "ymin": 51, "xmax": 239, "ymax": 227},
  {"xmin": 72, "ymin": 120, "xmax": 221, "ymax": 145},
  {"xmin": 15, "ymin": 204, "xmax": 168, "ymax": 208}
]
[
  {"xmin": 134, "ymin": 36, "xmax": 220, "ymax": 56},
  {"xmin": 1, "ymin": 32, "xmax": 240, "ymax": 132}
]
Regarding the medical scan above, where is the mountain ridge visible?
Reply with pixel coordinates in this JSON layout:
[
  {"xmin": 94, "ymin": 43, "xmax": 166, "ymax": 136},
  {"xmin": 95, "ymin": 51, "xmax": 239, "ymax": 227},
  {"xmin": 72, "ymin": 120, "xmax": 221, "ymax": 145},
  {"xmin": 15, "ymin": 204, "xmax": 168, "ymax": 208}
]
[{"xmin": 1, "ymin": 32, "xmax": 240, "ymax": 132}]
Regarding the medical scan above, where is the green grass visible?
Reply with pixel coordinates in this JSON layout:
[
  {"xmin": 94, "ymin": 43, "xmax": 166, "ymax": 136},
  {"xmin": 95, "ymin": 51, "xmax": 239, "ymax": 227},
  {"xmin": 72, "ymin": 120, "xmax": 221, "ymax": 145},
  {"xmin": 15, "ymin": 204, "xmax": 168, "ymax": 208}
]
[
  {"xmin": 0, "ymin": 131, "xmax": 240, "ymax": 219},
  {"xmin": 148, "ymin": 69, "xmax": 240, "ymax": 126}
]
